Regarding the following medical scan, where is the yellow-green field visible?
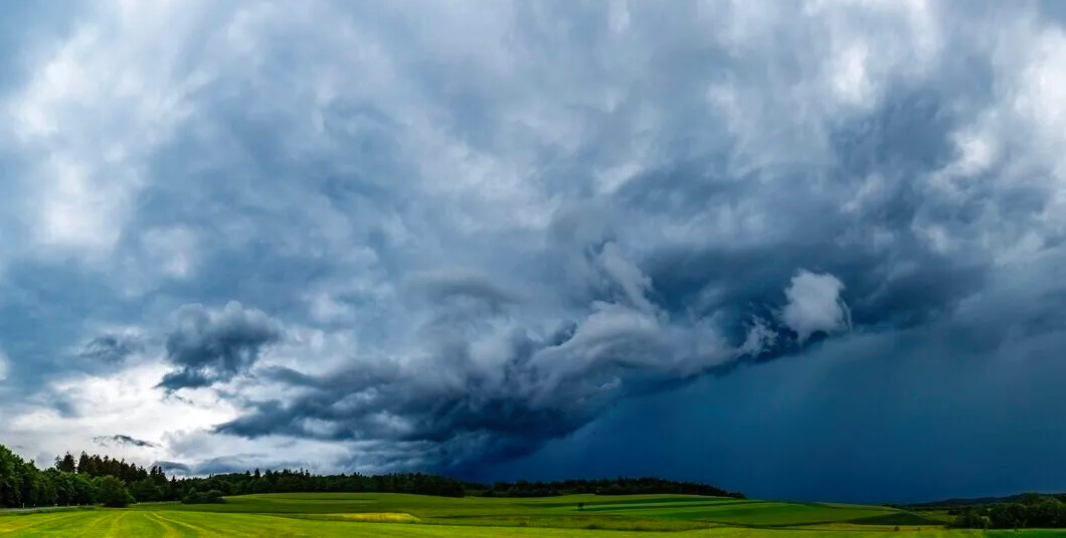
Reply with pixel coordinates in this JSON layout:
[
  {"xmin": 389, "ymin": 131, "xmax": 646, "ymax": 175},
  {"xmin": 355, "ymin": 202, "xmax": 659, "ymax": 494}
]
[{"xmin": 3, "ymin": 493, "xmax": 1066, "ymax": 537}]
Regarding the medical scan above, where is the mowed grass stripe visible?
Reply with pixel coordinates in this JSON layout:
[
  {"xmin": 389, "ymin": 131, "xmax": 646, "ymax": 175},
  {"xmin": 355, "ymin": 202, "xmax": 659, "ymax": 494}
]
[
  {"xmin": 104, "ymin": 511, "xmax": 129, "ymax": 537},
  {"xmin": 142, "ymin": 512, "xmax": 190, "ymax": 538},
  {"xmin": 0, "ymin": 512, "xmax": 88, "ymax": 535},
  {"xmin": 56, "ymin": 512, "xmax": 113, "ymax": 538},
  {"xmin": 148, "ymin": 512, "xmax": 217, "ymax": 537},
  {"xmin": 3, "ymin": 511, "xmax": 113, "ymax": 538},
  {"xmin": 152, "ymin": 512, "xmax": 293, "ymax": 538}
]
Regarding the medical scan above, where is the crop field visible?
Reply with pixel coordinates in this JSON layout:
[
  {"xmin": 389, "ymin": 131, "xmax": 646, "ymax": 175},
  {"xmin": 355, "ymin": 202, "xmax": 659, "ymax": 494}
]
[{"xmin": 3, "ymin": 493, "xmax": 1066, "ymax": 537}]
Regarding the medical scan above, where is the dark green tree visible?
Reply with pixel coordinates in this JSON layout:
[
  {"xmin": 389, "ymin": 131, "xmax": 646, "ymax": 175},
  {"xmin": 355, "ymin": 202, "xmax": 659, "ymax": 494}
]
[
  {"xmin": 0, "ymin": 445, "xmax": 24, "ymax": 507},
  {"xmin": 130, "ymin": 478, "xmax": 162, "ymax": 503},
  {"xmin": 76, "ymin": 452, "xmax": 92, "ymax": 475},
  {"xmin": 54, "ymin": 453, "xmax": 77, "ymax": 474},
  {"xmin": 95, "ymin": 476, "xmax": 134, "ymax": 508}
]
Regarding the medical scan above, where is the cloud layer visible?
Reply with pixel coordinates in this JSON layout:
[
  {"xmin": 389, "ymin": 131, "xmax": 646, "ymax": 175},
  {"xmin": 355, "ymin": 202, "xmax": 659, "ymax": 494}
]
[{"xmin": 1, "ymin": 0, "xmax": 1066, "ymax": 500}]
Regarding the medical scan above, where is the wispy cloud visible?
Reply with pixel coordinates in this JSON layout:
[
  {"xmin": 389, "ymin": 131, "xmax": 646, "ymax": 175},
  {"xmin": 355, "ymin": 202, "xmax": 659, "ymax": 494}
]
[{"xmin": 93, "ymin": 434, "xmax": 159, "ymax": 449}]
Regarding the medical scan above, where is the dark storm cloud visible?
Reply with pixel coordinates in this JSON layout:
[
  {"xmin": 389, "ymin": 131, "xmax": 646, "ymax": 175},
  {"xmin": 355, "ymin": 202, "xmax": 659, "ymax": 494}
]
[
  {"xmin": 489, "ymin": 304, "xmax": 1066, "ymax": 503},
  {"xmin": 203, "ymin": 88, "xmax": 994, "ymax": 469},
  {"xmin": 157, "ymin": 302, "xmax": 282, "ymax": 391},
  {"xmin": 215, "ymin": 322, "xmax": 600, "ymax": 466},
  {"xmin": 214, "ymin": 226, "xmax": 861, "ymax": 469},
  {"xmin": 93, "ymin": 435, "xmax": 159, "ymax": 448}
]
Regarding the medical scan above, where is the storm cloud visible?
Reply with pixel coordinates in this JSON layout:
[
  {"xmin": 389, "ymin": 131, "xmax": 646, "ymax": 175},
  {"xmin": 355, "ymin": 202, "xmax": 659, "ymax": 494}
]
[
  {"xmin": 158, "ymin": 302, "xmax": 283, "ymax": 391},
  {"xmin": 208, "ymin": 211, "xmax": 974, "ymax": 471},
  {"xmin": 1, "ymin": 0, "xmax": 1066, "ymax": 501}
]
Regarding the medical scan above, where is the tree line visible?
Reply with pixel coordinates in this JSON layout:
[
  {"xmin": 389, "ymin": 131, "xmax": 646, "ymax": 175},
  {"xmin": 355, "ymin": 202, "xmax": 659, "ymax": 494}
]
[
  {"xmin": 2, "ymin": 443, "xmax": 743, "ymax": 509},
  {"xmin": 1, "ymin": 445, "xmax": 128, "ymax": 508},
  {"xmin": 2, "ymin": 445, "xmax": 179, "ymax": 508},
  {"xmin": 950, "ymin": 494, "xmax": 1066, "ymax": 529},
  {"xmin": 1, "ymin": 444, "xmax": 469, "ymax": 508},
  {"xmin": 173, "ymin": 468, "xmax": 468, "ymax": 500}
]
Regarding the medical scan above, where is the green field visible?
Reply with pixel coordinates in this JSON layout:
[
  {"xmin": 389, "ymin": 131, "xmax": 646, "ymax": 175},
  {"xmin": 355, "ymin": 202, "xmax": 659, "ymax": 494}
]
[{"xmin": 3, "ymin": 493, "xmax": 1066, "ymax": 537}]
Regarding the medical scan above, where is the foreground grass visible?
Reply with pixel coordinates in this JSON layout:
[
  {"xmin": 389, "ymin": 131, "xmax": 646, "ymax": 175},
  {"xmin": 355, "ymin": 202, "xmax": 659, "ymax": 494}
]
[
  {"xmin": 4, "ymin": 493, "xmax": 1066, "ymax": 536},
  {"xmin": 4, "ymin": 511, "xmax": 1066, "ymax": 537}
]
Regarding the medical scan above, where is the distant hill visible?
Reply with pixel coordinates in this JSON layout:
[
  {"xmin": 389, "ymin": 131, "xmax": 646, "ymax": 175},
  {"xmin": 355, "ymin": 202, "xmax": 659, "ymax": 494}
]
[
  {"xmin": 898, "ymin": 495, "xmax": 1027, "ymax": 509},
  {"xmin": 473, "ymin": 477, "xmax": 745, "ymax": 498},
  {"xmin": 897, "ymin": 492, "xmax": 1066, "ymax": 510}
]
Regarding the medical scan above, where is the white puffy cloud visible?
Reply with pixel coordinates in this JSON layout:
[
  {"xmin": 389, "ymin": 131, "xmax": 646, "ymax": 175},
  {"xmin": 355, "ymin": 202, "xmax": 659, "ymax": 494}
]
[{"xmin": 781, "ymin": 270, "xmax": 851, "ymax": 343}]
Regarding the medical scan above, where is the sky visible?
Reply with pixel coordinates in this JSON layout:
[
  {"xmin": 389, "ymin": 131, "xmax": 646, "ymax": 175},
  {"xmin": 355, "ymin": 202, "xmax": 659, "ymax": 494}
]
[{"xmin": 1, "ymin": 0, "xmax": 1066, "ymax": 504}]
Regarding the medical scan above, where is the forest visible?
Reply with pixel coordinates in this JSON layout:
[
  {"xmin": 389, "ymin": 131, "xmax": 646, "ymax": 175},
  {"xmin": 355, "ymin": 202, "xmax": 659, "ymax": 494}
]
[{"xmin": 0, "ymin": 443, "xmax": 740, "ymax": 508}]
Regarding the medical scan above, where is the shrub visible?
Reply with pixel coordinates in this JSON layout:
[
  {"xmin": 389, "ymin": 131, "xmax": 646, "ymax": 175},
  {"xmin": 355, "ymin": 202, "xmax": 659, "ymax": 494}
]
[
  {"xmin": 95, "ymin": 476, "xmax": 135, "ymax": 508},
  {"xmin": 953, "ymin": 510, "xmax": 991, "ymax": 529},
  {"xmin": 181, "ymin": 489, "xmax": 226, "ymax": 505}
]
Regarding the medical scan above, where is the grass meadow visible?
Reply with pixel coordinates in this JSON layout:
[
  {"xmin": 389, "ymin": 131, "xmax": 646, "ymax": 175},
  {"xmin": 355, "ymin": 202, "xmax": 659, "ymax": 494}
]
[{"xmin": 3, "ymin": 493, "xmax": 1066, "ymax": 537}]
